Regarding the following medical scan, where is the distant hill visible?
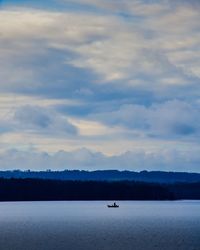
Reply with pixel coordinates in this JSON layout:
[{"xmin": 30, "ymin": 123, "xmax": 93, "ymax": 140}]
[{"xmin": 0, "ymin": 170, "xmax": 200, "ymax": 183}]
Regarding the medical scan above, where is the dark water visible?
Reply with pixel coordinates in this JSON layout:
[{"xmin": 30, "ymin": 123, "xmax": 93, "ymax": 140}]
[{"xmin": 0, "ymin": 201, "xmax": 199, "ymax": 250}]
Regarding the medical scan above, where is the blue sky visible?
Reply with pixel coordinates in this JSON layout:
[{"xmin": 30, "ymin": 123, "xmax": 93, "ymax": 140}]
[{"xmin": 0, "ymin": 0, "xmax": 200, "ymax": 171}]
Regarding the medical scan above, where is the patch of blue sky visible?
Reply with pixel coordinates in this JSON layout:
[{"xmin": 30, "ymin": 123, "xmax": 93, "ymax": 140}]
[
  {"xmin": 0, "ymin": 0, "xmax": 106, "ymax": 15},
  {"xmin": 0, "ymin": 1, "xmax": 145, "ymax": 30},
  {"xmin": 118, "ymin": 11, "xmax": 144, "ymax": 22},
  {"xmin": 1, "ymin": 0, "xmax": 56, "ymax": 9}
]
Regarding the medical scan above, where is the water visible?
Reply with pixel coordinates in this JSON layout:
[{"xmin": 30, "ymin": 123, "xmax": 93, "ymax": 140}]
[{"xmin": 0, "ymin": 201, "xmax": 199, "ymax": 250}]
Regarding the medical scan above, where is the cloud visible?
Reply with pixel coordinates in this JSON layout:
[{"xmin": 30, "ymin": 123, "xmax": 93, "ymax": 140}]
[
  {"xmin": 0, "ymin": 1, "xmax": 200, "ymax": 172},
  {"xmin": 0, "ymin": 9, "xmax": 109, "ymax": 95},
  {"xmin": 90, "ymin": 100, "xmax": 200, "ymax": 138},
  {"xmin": 0, "ymin": 4, "xmax": 200, "ymax": 96},
  {"xmin": 0, "ymin": 147, "xmax": 200, "ymax": 172},
  {"xmin": 0, "ymin": 105, "xmax": 78, "ymax": 136},
  {"xmin": 14, "ymin": 106, "xmax": 51, "ymax": 129}
]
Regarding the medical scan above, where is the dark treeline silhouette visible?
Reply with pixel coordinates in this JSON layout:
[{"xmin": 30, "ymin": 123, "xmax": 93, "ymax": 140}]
[
  {"xmin": 0, "ymin": 170, "xmax": 200, "ymax": 183},
  {"xmin": 0, "ymin": 178, "xmax": 200, "ymax": 201},
  {"xmin": 169, "ymin": 182, "xmax": 200, "ymax": 200}
]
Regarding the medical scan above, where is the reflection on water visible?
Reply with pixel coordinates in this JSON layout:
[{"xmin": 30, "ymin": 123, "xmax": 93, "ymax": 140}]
[{"xmin": 0, "ymin": 201, "xmax": 199, "ymax": 250}]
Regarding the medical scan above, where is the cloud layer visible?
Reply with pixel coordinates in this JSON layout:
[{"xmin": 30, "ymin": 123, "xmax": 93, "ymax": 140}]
[
  {"xmin": 0, "ymin": 0, "xmax": 200, "ymax": 171},
  {"xmin": 1, "ymin": 147, "xmax": 200, "ymax": 172}
]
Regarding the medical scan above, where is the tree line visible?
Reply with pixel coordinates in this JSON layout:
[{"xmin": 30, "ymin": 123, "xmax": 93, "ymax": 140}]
[{"xmin": 0, "ymin": 178, "xmax": 199, "ymax": 201}]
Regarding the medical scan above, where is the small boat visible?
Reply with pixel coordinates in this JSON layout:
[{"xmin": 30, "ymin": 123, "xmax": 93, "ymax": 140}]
[{"xmin": 107, "ymin": 202, "xmax": 119, "ymax": 208}]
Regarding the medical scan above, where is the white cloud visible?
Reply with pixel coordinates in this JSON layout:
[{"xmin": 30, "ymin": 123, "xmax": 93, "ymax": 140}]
[
  {"xmin": 68, "ymin": 118, "xmax": 125, "ymax": 136},
  {"xmin": 0, "ymin": 147, "xmax": 200, "ymax": 172}
]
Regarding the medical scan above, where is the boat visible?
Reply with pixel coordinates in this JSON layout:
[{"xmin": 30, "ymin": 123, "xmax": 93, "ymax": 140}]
[{"xmin": 107, "ymin": 202, "xmax": 119, "ymax": 208}]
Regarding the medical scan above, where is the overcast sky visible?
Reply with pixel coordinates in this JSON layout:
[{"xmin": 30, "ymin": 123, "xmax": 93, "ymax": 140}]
[{"xmin": 0, "ymin": 0, "xmax": 200, "ymax": 171}]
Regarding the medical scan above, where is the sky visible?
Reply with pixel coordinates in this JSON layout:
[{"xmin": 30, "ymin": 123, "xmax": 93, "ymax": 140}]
[{"xmin": 0, "ymin": 0, "xmax": 200, "ymax": 171}]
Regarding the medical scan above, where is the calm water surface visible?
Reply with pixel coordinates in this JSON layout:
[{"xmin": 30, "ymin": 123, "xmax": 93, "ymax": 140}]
[{"xmin": 0, "ymin": 201, "xmax": 199, "ymax": 250}]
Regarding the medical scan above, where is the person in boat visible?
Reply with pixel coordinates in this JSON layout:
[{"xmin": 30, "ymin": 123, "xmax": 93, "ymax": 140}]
[{"xmin": 107, "ymin": 202, "xmax": 119, "ymax": 207}]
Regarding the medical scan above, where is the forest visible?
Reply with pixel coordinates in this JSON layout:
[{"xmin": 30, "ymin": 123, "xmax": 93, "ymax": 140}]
[{"xmin": 0, "ymin": 178, "xmax": 199, "ymax": 201}]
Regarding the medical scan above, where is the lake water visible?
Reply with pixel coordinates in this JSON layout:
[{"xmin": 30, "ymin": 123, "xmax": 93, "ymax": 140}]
[{"xmin": 0, "ymin": 201, "xmax": 199, "ymax": 250}]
